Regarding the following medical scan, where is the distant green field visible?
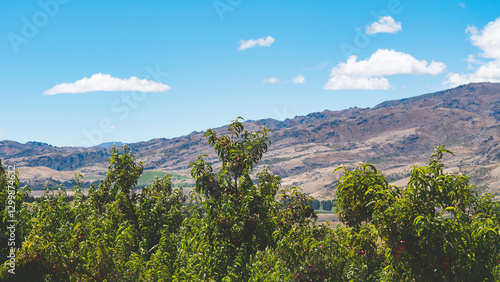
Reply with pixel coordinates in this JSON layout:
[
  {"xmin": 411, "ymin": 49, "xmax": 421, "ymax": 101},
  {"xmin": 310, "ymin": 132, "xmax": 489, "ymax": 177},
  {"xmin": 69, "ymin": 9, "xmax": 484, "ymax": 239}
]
[
  {"xmin": 314, "ymin": 210, "xmax": 336, "ymax": 214},
  {"xmin": 137, "ymin": 171, "xmax": 189, "ymax": 185}
]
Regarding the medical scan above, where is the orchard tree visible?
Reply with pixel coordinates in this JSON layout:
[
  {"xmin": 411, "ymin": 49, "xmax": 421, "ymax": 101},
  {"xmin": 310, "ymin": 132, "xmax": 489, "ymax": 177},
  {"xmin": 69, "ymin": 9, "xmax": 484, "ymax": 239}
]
[
  {"xmin": 175, "ymin": 117, "xmax": 317, "ymax": 281},
  {"xmin": 335, "ymin": 146, "xmax": 500, "ymax": 281},
  {"xmin": 89, "ymin": 145, "xmax": 144, "ymax": 213},
  {"xmin": 3, "ymin": 146, "xmax": 186, "ymax": 281}
]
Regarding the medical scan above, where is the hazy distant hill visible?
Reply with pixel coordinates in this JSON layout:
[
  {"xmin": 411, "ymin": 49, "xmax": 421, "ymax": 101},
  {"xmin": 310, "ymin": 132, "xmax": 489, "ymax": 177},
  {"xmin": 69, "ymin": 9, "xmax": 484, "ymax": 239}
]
[{"xmin": 4, "ymin": 83, "xmax": 500, "ymax": 199}]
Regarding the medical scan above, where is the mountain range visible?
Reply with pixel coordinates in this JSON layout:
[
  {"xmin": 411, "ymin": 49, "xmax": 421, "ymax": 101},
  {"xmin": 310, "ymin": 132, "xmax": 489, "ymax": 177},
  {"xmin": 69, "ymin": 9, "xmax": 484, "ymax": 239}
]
[{"xmin": 3, "ymin": 82, "xmax": 500, "ymax": 200}]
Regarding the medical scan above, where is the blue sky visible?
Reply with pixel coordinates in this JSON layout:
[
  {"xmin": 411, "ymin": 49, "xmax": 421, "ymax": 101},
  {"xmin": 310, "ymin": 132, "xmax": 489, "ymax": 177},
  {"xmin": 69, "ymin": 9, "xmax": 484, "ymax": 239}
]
[{"xmin": 1, "ymin": 1, "xmax": 500, "ymax": 147}]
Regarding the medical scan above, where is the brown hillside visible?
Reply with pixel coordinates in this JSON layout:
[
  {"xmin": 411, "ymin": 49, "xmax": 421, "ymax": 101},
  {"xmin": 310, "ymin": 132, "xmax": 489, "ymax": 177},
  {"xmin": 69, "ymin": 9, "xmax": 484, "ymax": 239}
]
[{"xmin": 3, "ymin": 83, "xmax": 500, "ymax": 199}]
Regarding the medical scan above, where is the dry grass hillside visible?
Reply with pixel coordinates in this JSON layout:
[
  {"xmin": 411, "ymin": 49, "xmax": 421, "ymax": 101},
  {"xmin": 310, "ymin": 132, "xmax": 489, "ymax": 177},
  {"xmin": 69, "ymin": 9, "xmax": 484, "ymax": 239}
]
[{"xmin": 3, "ymin": 83, "xmax": 500, "ymax": 200}]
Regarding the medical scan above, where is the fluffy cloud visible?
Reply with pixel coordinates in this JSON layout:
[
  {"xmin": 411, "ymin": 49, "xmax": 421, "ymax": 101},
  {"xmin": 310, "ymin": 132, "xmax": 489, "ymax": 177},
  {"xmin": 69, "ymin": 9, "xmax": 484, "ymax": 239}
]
[
  {"xmin": 446, "ymin": 17, "xmax": 500, "ymax": 86},
  {"xmin": 366, "ymin": 16, "xmax": 402, "ymax": 35},
  {"xmin": 292, "ymin": 74, "xmax": 305, "ymax": 84},
  {"xmin": 238, "ymin": 36, "xmax": 275, "ymax": 51},
  {"xmin": 263, "ymin": 77, "xmax": 280, "ymax": 84},
  {"xmin": 331, "ymin": 49, "xmax": 445, "ymax": 77},
  {"xmin": 43, "ymin": 73, "xmax": 170, "ymax": 95},
  {"xmin": 467, "ymin": 18, "xmax": 500, "ymax": 60},
  {"xmin": 325, "ymin": 49, "xmax": 446, "ymax": 90},
  {"xmin": 446, "ymin": 61, "xmax": 500, "ymax": 85}
]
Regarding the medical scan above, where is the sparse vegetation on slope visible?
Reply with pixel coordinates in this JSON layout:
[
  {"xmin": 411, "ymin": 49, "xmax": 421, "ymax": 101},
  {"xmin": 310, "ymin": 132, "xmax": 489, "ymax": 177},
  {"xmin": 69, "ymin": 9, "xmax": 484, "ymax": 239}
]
[{"xmin": 4, "ymin": 83, "xmax": 500, "ymax": 198}]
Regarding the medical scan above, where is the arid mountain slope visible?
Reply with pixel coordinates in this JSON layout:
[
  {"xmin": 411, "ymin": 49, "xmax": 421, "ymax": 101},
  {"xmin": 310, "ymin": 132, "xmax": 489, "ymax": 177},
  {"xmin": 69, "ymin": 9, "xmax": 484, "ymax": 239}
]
[{"xmin": 3, "ymin": 83, "xmax": 500, "ymax": 199}]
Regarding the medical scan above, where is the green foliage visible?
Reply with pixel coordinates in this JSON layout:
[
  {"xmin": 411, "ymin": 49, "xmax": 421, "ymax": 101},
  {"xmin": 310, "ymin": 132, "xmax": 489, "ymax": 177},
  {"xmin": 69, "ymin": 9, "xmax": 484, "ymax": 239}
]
[
  {"xmin": 1, "ymin": 146, "xmax": 185, "ymax": 281},
  {"xmin": 89, "ymin": 145, "xmax": 144, "ymax": 211},
  {"xmin": 334, "ymin": 163, "xmax": 397, "ymax": 228},
  {"xmin": 1, "ymin": 123, "xmax": 500, "ymax": 281},
  {"xmin": 335, "ymin": 145, "xmax": 500, "ymax": 281},
  {"xmin": 0, "ymin": 161, "xmax": 30, "ymax": 271},
  {"xmin": 175, "ymin": 117, "xmax": 317, "ymax": 280},
  {"xmin": 249, "ymin": 222, "xmax": 383, "ymax": 281}
]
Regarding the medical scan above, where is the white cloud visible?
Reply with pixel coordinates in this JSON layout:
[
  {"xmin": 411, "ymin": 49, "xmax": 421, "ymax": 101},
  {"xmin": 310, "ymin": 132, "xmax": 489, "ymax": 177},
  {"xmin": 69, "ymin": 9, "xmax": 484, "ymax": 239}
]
[
  {"xmin": 331, "ymin": 49, "xmax": 446, "ymax": 77},
  {"xmin": 446, "ymin": 61, "xmax": 500, "ymax": 85},
  {"xmin": 292, "ymin": 74, "xmax": 305, "ymax": 84},
  {"xmin": 459, "ymin": 2, "xmax": 465, "ymax": 8},
  {"xmin": 324, "ymin": 75, "xmax": 391, "ymax": 90},
  {"xmin": 263, "ymin": 77, "xmax": 280, "ymax": 84},
  {"xmin": 325, "ymin": 49, "xmax": 446, "ymax": 90},
  {"xmin": 467, "ymin": 18, "xmax": 500, "ymax": 60},
  {"xmin": 464, "ymin": 54, "xmax": 484, "ymax": 70},
  {"xmin": 446, "ymin": 17, "xmax": 500, "ymax": 86},
  {"xmin": 464, "ymin": 54, "xmax": 484, "ymax": 65},
  {"xmin": 43, "ymin": 73, "xmax": 170, "ymax": 95},
  {"xmin": 238, "ymin": 36, "xmax": 275, "ymax": 51},
  {"xmin": 366, "ymin": 16, "xmax": 402, "ymax": 35}
]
